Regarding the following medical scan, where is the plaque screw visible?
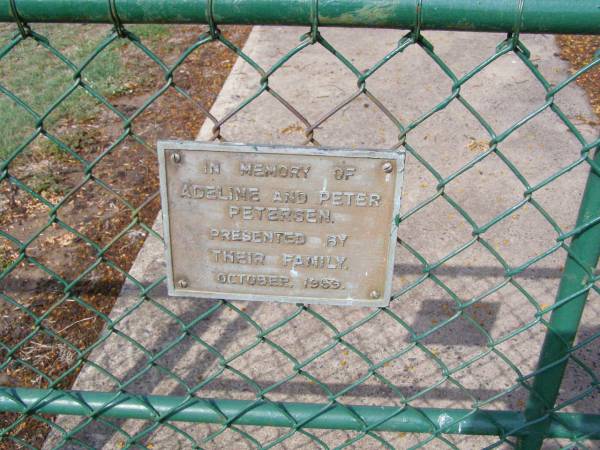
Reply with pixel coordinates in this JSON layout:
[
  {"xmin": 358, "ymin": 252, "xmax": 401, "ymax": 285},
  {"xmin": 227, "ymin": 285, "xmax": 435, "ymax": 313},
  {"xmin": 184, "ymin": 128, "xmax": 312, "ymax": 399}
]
[
  {"xmin": 171, "ymin": 152, "xmax": 181, "ymax": 164},
  {"xmin": 382, "ymin": 161, "xmax": 393, "ymax": 173},
  {"xmin": 178, "ymin": 279, "xmax": 188, "ymax": 289},
  {"xmin": 370, "ymin": 290, "xmax": 380, "ymax": 299}
]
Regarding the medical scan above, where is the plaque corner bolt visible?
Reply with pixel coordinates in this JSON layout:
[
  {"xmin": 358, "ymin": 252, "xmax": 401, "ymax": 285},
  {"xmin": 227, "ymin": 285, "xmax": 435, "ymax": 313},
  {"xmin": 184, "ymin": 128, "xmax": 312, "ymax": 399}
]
[
  {"xmin": 382, "ymin": 161, "xmax": 393, "ymax": 173},
  {"xmin": 171, "ymin": 152, "xmax": 182, "ymax": 164},
  {"xmin": 370, "ymin": 290, "xmax": 380, "ymax": 299},
  {"xmin": 177, "ymin": 279, "xmax": 188, "ymax": 289}
]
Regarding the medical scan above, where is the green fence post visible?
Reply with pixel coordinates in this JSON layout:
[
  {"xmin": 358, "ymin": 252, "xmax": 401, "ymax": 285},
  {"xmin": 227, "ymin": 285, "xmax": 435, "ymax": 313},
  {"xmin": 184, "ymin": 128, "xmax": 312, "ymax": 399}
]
[{"xmin": 518, "ymin": 146, "xmax": 600, "ymax": 449}]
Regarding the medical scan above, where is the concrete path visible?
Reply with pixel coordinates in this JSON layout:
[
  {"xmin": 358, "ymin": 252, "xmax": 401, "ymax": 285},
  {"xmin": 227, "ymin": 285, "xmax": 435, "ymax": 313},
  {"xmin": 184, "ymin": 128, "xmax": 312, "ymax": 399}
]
[{"xmin": 46, "ymin": 26, "xmax": 598, "ymax": 449}]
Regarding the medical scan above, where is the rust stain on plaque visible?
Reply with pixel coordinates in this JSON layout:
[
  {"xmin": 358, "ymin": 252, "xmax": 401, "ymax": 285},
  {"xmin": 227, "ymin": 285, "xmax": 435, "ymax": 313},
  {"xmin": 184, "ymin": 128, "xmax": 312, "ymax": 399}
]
[{"xmin": 158, "ymin": 141, "xmax": 404, "ymax": 307}]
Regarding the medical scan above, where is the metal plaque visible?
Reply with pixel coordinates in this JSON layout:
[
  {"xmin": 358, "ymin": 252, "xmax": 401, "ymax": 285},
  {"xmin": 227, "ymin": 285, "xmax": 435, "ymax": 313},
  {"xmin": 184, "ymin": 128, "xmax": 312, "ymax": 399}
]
[{"xmin": 158, "ymin": 141, "xmax": 404, "ymax": 307}]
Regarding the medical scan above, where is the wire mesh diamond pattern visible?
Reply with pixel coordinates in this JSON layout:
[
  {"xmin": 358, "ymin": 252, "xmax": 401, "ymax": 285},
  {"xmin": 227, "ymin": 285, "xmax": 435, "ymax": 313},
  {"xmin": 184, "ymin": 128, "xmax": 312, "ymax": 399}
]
[{"xmin": 1, "ymin": 8, "xmax": 599, "ymax": 450}]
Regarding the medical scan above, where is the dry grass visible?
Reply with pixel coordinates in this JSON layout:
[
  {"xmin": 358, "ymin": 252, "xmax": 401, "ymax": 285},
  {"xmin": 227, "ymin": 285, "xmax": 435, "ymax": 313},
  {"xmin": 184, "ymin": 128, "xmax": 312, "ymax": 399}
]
[
  {"xmin": 557, "ymin": 35, "xmax": 600, "ymax": 120},
  {"xmin": 0, "ymin": 24, "xmax": 250, "ymax": 448}
]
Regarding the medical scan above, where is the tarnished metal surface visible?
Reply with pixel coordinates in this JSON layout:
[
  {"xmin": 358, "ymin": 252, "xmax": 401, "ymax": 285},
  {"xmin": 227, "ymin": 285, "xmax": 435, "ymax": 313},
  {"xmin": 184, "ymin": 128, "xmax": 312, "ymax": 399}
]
[{"xmin": 158, "ymin": 141, "xmax": 404, "ymax": 306}]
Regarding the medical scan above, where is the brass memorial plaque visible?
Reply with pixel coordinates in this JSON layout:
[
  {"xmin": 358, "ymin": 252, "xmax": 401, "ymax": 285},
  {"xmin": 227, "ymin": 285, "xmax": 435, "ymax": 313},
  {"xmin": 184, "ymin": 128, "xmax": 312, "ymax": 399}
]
[{"xmin": 158, "ymin": 141, "xmax": 404, "ymax": 307}]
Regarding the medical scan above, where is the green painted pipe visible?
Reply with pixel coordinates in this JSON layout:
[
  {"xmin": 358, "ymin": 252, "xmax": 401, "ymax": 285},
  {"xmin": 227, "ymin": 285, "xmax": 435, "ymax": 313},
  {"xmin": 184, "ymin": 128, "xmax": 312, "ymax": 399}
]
[
  {"xmin": 518, "ymin": 147, "xmax": 600, "ymax": 450},
  {"xmin": 1, "ymin": 387, "xmax": 600, "ymax": 439},
  {"xmin": 0, "ymin": 0, "xmax": 599, "ymax": 34}
]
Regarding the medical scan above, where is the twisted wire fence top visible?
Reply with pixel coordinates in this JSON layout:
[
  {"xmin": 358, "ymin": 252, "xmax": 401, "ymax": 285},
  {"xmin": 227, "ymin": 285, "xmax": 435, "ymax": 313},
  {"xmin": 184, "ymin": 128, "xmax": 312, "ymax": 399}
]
[{"xmin": 0, "ymin": 1, "xmax": 599, "ymax": 449}]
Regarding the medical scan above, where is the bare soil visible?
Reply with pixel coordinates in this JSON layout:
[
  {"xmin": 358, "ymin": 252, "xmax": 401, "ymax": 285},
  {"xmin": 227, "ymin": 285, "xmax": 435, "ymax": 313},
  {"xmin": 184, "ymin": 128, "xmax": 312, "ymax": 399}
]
[
  {"xmin": 0, "ymin": 24, "xmax": 249, "ymax": 449},
  {"xmin": 557, "ymin": 35, "xmax": 600, "ymax": 120}
]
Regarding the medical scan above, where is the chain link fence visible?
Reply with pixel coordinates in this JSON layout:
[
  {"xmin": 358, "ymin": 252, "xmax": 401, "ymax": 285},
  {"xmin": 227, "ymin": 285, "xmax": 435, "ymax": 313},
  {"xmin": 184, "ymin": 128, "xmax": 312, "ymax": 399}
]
[{"xmin": 1, "ymin": 0, "xmax": 600, "ymax": 449}]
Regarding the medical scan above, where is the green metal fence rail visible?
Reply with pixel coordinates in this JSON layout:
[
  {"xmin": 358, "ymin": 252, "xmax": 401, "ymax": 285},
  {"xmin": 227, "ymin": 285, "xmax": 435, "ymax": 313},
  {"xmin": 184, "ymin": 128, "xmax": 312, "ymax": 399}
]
[
  {"xmin": 1, "ymin": 0, "xmax": 600, "ymax": 34},
  {"xmin": 3, "ymin": 388, "xmax": 600, "ymax": 440},
  {"xmin": 1, "ymin": 0, "xmax": 599, "ymax": 448}
]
